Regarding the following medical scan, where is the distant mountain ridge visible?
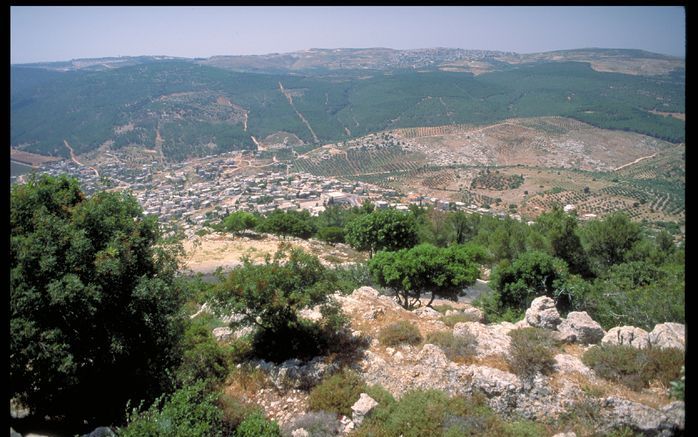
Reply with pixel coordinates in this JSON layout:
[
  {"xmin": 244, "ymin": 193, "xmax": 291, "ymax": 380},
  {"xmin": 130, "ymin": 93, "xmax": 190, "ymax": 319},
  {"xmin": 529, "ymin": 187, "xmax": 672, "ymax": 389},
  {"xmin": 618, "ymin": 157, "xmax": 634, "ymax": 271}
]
[
  {"xmin": 14, "ymin": 47, "xmax": 684, "ymax": 76},
  {"xmin": 11, "ymin": 47, "xmax": 684, "ymax": 161}
]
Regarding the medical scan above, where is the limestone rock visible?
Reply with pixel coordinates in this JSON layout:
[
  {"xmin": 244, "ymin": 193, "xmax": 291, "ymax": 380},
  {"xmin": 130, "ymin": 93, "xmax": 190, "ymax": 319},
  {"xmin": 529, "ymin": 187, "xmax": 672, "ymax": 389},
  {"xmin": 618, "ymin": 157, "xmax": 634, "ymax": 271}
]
[
  {"xmin": 557, "ymin": 312, "xmax": 605, "ymax": 344},
  {"xmin": 298, "ymin": 307, "xmax": 323, "ymax": 322},
  {"xmin": 81, "ymin": 427, "xmax": 116, "ymax": 437},
  {"xmin": 602, "ymin": 326, "xmax": 650, "ymax": 349},
  {"xmin": 469, "ymin": 365, "xmax": 522, "ymax": 397},
  {"xmin": 291, "ymin": 429, "xmax": 309, "ymax": 437},
  {"xmin": 212, "ymin": 327, "xmax": 233, "ymax": 342},
  {"xmin": 552, "ymin": 433, "xmax": 577, "ymax": 437},
  {"xmin": 414, "ymin": 306, "xmax": 441, "ymax": 319},
  {"xmin": 10, "ymin": 428, "xmax": 22, "ymax": 437},
  {"xmin": 525, "ymin": 296, "xmax": 562, "ymax": 329},
  {"xmin": 351, "ymin": 393, "xmax": 379, "ymax": 426},
  {"xmin": 648, "ymin": 323, "xmax": 685, "ymax": 350},
  {"xmin": 553, "ymin": 353, "xmax": 593, "ymax": 377},
  {"xmin": 454, "ymin": 322, "xmax": 512, "ymax": 357},
  {"xmin": 601, "ymin": 397, "xmax": 684, "ymax": 436}
]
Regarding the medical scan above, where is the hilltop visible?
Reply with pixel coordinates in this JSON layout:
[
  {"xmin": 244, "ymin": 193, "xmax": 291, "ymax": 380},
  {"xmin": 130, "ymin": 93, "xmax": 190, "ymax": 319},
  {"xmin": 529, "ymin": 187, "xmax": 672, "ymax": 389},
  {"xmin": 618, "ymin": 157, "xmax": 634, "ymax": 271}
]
[{"xmin": 11, "ymin": 47, "xmax": 684, "ymax": 162}]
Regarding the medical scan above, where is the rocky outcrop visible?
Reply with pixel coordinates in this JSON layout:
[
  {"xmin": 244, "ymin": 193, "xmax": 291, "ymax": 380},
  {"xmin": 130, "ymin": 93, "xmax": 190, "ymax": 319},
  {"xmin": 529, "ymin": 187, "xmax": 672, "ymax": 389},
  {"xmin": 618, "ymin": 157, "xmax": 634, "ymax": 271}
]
[
  {"xmin": 599, "ymin": 397, "xmax": 684, "ymax": 436},
  {"xmin": 453, "ymin": 322, "xmax": 514, "ymax": 357},
  {"xmin": 648, "ymin": 323, "xmax": 685, "ymax": 350},
  {"xmin": 254, "ymin": 356, "xmax": 338, "ymax": 390},
  {"xmin": 446, "ymin": 307, "xmax": 484, "ymax": 322},
  {"xmin": 351, "ymin": 393, "xmax": 378, "ymax": 426},
  {"xmin": 525, "ymin": 296, "xmax": 562, "ymax": 329},
  {"xmin": 557, "ymin": 312, "xmax": 605, "ymax": 344},
  {"xmin": 553, "ymin": 353, "xmax": 593, "ymax": 377},
  {"xmin": 414, "ymin": 306, "xmax": 441, "ymax": 319},
  {"xmin": 601, "ymin": 326, "xmax": 650, "ymax": 349}
]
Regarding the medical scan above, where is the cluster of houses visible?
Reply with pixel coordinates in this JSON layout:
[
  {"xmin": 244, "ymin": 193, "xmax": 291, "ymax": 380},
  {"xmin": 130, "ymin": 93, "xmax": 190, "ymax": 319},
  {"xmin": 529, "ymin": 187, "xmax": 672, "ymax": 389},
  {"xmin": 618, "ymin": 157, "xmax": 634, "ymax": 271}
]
[{"xmin": 18, "ymin": 148, "xmax": 529, "ymax": 238}]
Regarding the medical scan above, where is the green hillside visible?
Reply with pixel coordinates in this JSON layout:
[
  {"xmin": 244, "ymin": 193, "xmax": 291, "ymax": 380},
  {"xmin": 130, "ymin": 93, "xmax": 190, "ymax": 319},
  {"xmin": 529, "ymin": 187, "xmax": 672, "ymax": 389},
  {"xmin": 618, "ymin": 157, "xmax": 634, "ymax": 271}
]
[{"xmin": 11, "ymin": 59, "xmax": 684, "ymax": 161}]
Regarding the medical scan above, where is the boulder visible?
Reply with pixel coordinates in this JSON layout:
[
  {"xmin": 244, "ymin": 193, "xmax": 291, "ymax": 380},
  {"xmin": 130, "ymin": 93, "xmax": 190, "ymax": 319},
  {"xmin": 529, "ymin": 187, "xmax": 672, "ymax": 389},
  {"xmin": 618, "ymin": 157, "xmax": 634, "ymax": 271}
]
[
  {"xmin": 557, "ymin": 312, "xmax": 605, "ymax": 344},
  {"xmin": 414, "ymin": 306, "xmax": 441, "ymax": 319},
  {"xmin": 462, "ymin": 307, "xmax": 485, "ymax": 322},
  {"xmin": 10, "ymin": 428, "xmax": 22, "ymax": 437},
  {"xmin": 601, "ymin": 397, "xmax": 684, "ymax": 436},
  {"xmin": 81, "ymin": 427, "xmax": 116, "ymax": 437},
  {"xmin": 648, "ymin": 323, "xmax": 685, "ymax": 350},
  {"xmin": 291, "ymin": 429, "xmax": 309, "ymax": 437},
  {"xmin": 351, "ymin": 393, "xmax": 378, "ymax": 426},
  {"xmin": 453, "ymin": 322, "xmax": 512, "ymax": 357},
  {"xmin": 602, "ymin": 326, "xmax": 650, "ymax": 349},
  {"xmin": 212, "ymin": 327, "xmax": 234, "ymax": 342},
  {"xmin": 553, "ymin": 353, "xmax": 593, "ymax": 377},
  {"xmin": 525, "ymin": 296, "xmax": 561, "ymax": 329}
]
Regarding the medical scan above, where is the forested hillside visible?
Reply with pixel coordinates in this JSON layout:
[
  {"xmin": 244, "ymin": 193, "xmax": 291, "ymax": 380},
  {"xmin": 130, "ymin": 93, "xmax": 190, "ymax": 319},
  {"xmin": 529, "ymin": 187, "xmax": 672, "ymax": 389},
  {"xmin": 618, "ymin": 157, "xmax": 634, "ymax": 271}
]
[{"xmin": 11, "ymin": 56, "xmax": 684, "ymax": 161}]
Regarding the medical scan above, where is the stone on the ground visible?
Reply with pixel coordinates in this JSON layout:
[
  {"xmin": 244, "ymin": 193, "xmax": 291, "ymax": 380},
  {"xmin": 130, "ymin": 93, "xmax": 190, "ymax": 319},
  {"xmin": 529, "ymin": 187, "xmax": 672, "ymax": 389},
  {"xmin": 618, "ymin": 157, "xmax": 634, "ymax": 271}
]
[
  {"xmin": 648, "ymin": 323, "xmax": 685, "ymax": 350},
  {"xmin": 525, "ymin": 296, "xmax": 561, "ymax": 329},
  {"xmin": 602, "ymin": 326, "xmax": 650, "ymax": 349},
  {"xmin": 557, "ymin": 312, "xmax": 605, "ymax": 344},
  {"xmin": 351, "ymin": 393, "xmax": 378, "ymax": 426}
]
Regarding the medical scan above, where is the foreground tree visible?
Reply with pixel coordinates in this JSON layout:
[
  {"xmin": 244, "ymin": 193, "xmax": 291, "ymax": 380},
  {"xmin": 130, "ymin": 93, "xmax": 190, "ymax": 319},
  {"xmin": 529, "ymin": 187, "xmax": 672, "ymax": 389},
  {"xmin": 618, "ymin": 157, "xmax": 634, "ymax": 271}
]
[
  {"xmin": 10, "ymin": 175, "xmax": 185, "ymax": 427},
  {"xmin": 211, "ymin": 248, "xmax": 346, "ymax": 362},
  {"xmin": 368, "ymin": 243, "xmax": 484, "ymax": 309},
  {"xmin": 222, "ymin": 211, "xmax": 259, "ymax": 236}
]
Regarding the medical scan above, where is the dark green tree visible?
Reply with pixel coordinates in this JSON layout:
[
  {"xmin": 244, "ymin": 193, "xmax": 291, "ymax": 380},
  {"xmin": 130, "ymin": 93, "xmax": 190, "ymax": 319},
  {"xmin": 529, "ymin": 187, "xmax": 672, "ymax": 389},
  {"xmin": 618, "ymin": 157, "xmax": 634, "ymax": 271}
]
[
  {"xmin": 535, "ymin": 206, "xmax": 592, "ymax": 277},
  {"xmin": 345, "ymin": 209, "xmax": 419, "ymax": 257},
  {"xmin": 368, "ymin": 244, "xmax": 483, "ymax": 309},
  {"xmin": 10, "ymin": 175, "xmax": 185, "ymax": 427},
  {"xmin": 210, "ymin": 248, "xmax": 344, "ymax": 362},
  {"xmin": 491, "ymin": 251, "xmax": 570, "ymax": 310},
  {"xmin": 581, "ymin": 212, "xmax": 642, "ymax": 274},
  {"xmin": 256, "ymin": 209, "xmax": 316, "ymax": 239},
  {"xmin": 222, "ymin": 211, "xmax": 258, "ymax": 236}
]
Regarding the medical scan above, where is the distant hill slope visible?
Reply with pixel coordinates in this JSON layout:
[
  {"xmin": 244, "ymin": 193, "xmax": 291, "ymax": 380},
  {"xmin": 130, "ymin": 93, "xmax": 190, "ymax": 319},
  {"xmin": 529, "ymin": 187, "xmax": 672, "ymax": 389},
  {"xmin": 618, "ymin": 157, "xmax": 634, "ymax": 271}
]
[{"xmin": 11, "ymin": 49, "xmax": 684, "ymax": 161}]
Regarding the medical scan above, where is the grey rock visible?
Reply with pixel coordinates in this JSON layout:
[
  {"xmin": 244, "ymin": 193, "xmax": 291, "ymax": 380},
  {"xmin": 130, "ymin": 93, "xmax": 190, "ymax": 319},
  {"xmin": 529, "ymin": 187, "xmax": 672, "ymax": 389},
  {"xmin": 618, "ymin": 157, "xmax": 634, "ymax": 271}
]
[
  {"xmin": 557, "ymin": 312, "xmax": 605, "ymax": 344},
  {"xmin": 553, "ymin": 353, "xmax": 593, "ymax": 376},
  {"xmin": 212, "ymin": 327, "xmax": 234, "ymax": 342},
  {"xmin": 414, "ymin": 306, "xmax": 441, "ymax": 319},
  {"xmin": 552, "ymin": 433, "xmax": 577, "ymax": 437},
  {"xmin": 10, "ymin": 428, "xmax": 22, "ymax": 437},
  {"xmin": 525, "ymin": 296, "xmax": 562, "ymax": 329},
  {"xmin": 453, "ymin": 322, "xmax": 512, "ymax": 357},
  {"xmin": 602, "ymin": 326, "xmax": 650, "ymax": 349},
  {"xmin": 351, "ymin": 393, "xmax": 379, "ymax": 426},
  {"xmin": 82, "ymin": 427, "xmax": 116, "ymax": 437},
  {"xmin": 600, "ymin": 397, "xmax": 685, "ymax": 436},
  {"xmin": 648, "ymin": 323, "xmax": 685, "ymax": 350},
  {"xmin": 291, "ymin": 428, "xmax": 309, "ymax": 437}
]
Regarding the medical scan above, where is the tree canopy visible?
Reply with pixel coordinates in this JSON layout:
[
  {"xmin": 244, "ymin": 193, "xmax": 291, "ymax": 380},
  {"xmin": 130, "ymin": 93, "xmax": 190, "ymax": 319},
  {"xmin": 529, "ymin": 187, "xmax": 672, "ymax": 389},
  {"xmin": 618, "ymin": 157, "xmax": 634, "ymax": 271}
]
[
  {"xmin": 10, "ymin": 175, "xmax": 185, "ymax": 426},
  {"xmin": 345, "ymin": 208, "xmax": 419, "ymax": 256},
  {"xmin": 368, "ymin": 243, "xmax": 484, "ymax": 309}
]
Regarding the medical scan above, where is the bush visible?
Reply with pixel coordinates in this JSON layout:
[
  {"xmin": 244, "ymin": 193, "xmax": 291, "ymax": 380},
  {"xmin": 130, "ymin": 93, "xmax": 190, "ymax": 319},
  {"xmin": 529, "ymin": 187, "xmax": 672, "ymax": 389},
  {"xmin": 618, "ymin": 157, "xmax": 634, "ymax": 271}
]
[
  {"xmin": 424, "ymin": 331, "xmax": 477, "ymax": 362},
  {"xmin": 354, "ymin": 389, "xmax": 509, "ymax": 437},
  {"xmin": 317, "ymin": 226, "xmax": 345, "ymax": 245},
  {"xmin": 175, "ymin": 318, "xmax": 230, "ymax": 389},
  {"xmin": 119, "ymin": 381, "xmax": 223, "ymax": 437},
  {"xmin": 582, "ymin": 344, "xmax": 684, "ymax": 391},
  {"xmin": 670, "ymin": 366, "xmax": 685, "ymax": 400},
  {"xmin": 507, "ymin": 327, "xmax": 558, "ymax": 377},
  {"xmin": 441, "ymin": 312, "xmax": 480, "ymax": 327},
  {"xmin": 235, "ymin": 411, "xmax": 281, "ymax": 437},
  {"xmin": 282, "ymin": 411, "xmax": 341, "ymax": 437},
  {"xmin": 307, "ymin": 370, "xmax": 367, "ymax": 417},
  {"xmin": 218, "ymin": 394, "xmax": 259, "ymax": 434},
  {"xmin": 378, "ymin": 321, "xmax": 423, "ymax": 346}
]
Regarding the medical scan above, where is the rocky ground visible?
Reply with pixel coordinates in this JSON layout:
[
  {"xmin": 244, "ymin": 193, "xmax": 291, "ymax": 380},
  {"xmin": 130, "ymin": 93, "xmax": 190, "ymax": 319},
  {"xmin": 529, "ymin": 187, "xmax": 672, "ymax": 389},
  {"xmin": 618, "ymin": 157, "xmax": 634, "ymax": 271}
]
[{"xmin": 218, "ymin": 288, "xmax": 685, "ymax": 436}]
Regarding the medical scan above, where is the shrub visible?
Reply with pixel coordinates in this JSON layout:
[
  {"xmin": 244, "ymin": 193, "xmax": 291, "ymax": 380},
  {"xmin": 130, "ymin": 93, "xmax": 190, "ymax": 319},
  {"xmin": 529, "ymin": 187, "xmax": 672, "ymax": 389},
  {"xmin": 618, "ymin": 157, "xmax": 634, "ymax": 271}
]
[
  {"xmin": 282, "ymin": 411, "xmax": 341, "ymax": 437},
  {"xmin": 582, "ymin": 344, "xmax": 684, "ymax": 391},
  {"xmin": 378, "ymin": 321, "xmax": 423, "ymax": 346},
  {"xmin": 317, "ymin": 226, "xmax": 345, "ymax": 245},
  {"xmin": 235, "ymin": 411, "xmax": 281, "ymax": 437},
  {"xmin": 441, "ymin": 312, "xmax": 480, "ymax": 327},
  {"xmin": 432, "ymin": 304, "xmax": 456, "ymax": 314},
  {"xmin": 354, "ymin": 389, "xmax": 509, "ymax": 437},
  {"xmin": 669, "ymin": 366, "xmax": 685, "ymax": 400},
  {"xmin": 119, "ymin": 381, "xmax": 223, "ymax": 437},
  {"xmin": 502, "ymin": 420, "xmax": 549, "ymax": 437},
  {"xmin": 424, "ymin": 330, "xmax": 477, "ymax": 362},
  {"xmin": 507, "ymin": 327, "xmax": 558, "ymax": 377},
  {"xmin": 175, "ymin": 318, "xmax": 230, "ymax": 389},
  {"xmin": 218, "ymin": 394, "xmax": 258, "ymax": 434},
  {"xmin": 307, "ymin": 370, "xmax": 367, "ymax": 417}
]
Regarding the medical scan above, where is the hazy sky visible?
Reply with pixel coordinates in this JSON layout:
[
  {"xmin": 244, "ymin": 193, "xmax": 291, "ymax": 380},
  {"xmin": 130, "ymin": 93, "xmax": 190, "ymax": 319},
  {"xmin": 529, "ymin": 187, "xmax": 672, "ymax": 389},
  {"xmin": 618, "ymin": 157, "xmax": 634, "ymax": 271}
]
[{"xmin": 11, "ymin": 6, "xmax": 685, "ymax": 64}]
